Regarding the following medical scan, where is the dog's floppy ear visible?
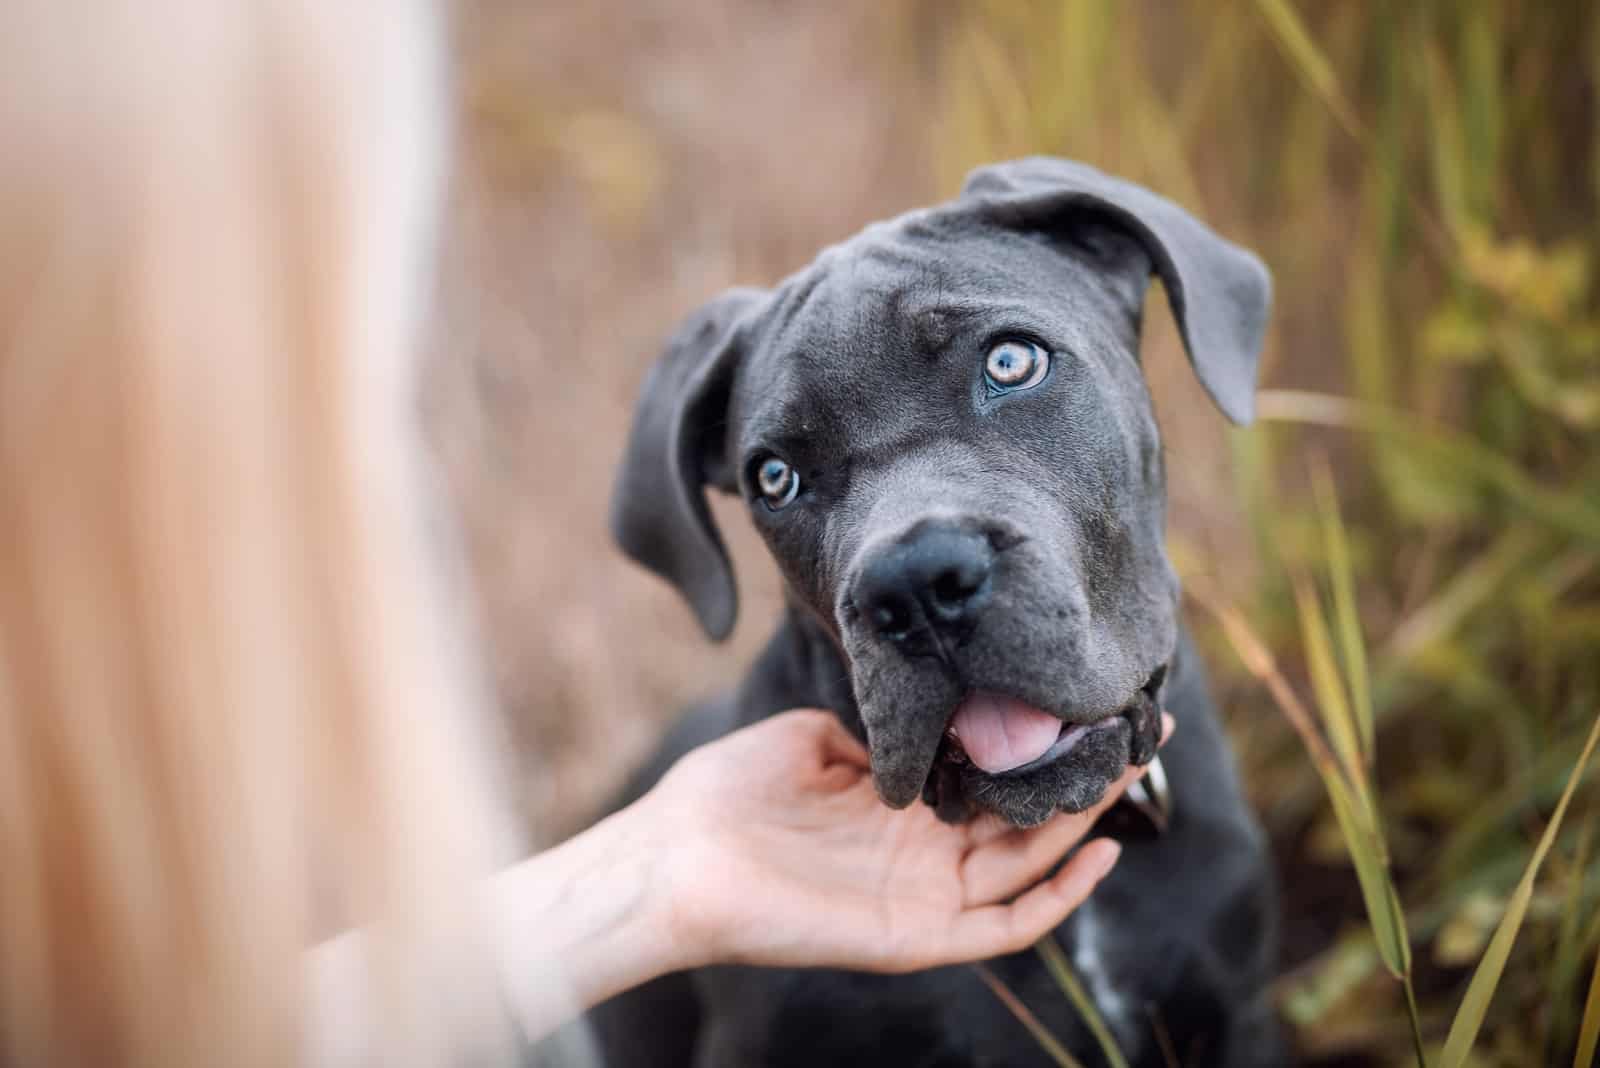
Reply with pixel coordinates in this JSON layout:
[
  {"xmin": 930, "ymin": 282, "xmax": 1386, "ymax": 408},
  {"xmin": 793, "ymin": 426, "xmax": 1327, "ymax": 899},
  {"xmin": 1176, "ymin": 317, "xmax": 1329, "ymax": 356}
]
[
  {"xmin": 610, "ymin": 288, "xmax": 769, "ymax": 640},
  {"xmin": 962, "ymin": 157, "xmax": 1270, "ymax": 424}
]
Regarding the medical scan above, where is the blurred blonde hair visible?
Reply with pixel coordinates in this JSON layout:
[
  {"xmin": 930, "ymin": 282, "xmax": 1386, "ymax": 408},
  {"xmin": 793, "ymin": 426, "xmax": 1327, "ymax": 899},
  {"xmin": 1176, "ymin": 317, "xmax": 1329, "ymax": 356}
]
[{"xmin": 0, "ymin": 1, "xmax": 519, "ymax": 1065}]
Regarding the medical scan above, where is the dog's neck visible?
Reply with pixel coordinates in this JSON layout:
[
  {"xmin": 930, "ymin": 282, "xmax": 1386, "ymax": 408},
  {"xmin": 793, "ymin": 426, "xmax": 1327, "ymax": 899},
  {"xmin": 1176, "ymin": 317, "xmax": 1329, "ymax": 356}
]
[{"xmin": 735, "ymin": 603, "xmax": 864, "ymax": 738}]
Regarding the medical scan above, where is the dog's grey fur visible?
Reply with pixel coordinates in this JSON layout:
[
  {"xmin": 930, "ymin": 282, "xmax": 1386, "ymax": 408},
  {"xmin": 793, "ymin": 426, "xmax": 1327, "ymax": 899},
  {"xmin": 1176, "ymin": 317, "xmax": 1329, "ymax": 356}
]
[{"xmin": 588, "ymin": 158, "xmax": 1284, "ymax": 1066}]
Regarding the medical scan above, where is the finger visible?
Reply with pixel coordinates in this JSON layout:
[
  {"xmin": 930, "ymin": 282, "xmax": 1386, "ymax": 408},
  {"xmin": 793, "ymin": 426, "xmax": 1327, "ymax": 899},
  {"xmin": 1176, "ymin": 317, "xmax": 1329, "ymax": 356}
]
[
  {"xmin": 928, "ymin": 838, "xmax": 1123, "ymax": 969},
  {"xmin": 821, "ymin": 731, "xmax": 871, "ymax": 769},
  {"xmin": 965, "ymin": 811, "xmax": 1017, "ymax": 846},
  {"xmin": 1080, "ymin": 756, "xmax": 1159, "ymax": 825},
  {"xmin": 960, "ymin": 809, "xmax": 1104, "ymax": 907},
  {"xmin": 778, "ymin": 709, "xmax": 872, "ymax": 793},
  {"xmin": 770, "ymin": 707, "xmax": 841, "ymax": 734},
  {"xmin": 1074, "ymin": 709, "xmax": 1175, "ymax": 819},
  {"xmin": 959, "ymin": 762, "xmax": 1138, "ymax": 908},
  {"xmin": 809, "ymin": 712, "xmax": 872, "ymax": 769},
  {"xmin": 764, "ymin": 708, "xmax": 870, "ymax": 768}
]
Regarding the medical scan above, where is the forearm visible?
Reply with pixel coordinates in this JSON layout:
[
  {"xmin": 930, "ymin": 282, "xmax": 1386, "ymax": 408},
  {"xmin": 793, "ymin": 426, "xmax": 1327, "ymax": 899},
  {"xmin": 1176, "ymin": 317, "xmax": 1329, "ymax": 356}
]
[
  {"xmin": 490, "ymin": 798, "xmax": 691, "ymax": 1043},
  {"xmin": 308, "ymin": 796, "xmax": 691, "ymax": 1064},
  {"xmin": 306, "ymin": 706, "xmax": 1139, "ymax": 1062}
]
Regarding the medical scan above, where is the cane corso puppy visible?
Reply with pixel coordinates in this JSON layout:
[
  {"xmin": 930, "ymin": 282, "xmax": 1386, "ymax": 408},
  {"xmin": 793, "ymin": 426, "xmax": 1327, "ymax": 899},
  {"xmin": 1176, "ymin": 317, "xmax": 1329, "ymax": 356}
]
[{"xmin": 591, "ymin": 158, "xmax": 1283, "ymax": 1067}]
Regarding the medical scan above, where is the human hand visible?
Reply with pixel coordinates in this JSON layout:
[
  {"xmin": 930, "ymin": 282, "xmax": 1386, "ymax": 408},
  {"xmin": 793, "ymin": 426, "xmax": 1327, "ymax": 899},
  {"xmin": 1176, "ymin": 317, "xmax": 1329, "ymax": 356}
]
[{"xmin": 644, "ymin": 707, "xmax": 1171, "ymax": 974}]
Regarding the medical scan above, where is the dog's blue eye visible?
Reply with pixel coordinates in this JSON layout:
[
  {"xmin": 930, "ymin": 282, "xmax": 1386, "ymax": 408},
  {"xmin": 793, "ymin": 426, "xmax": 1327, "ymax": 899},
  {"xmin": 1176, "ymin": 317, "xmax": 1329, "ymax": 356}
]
[
  {"xmin": 755, "ymin": 456, "xmax": 800, "ymax": 509},
  {"xmin": 983, "ymin": 339, "xmax": 1050, "ymax": 393}
]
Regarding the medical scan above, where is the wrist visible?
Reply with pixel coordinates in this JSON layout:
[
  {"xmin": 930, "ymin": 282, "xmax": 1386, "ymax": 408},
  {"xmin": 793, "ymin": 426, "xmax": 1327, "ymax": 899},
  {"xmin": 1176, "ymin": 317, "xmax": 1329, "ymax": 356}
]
[
  {"xmin": 632, "ymin": 790, "xmax": 724, "ymax": 974},
  {"xmin": 491, "ymin": 796, "xmax": 693, "ymax": 1041},
  {"xmin": 597, "ymin": 795, "xmax": 703, "ymax": 979}
]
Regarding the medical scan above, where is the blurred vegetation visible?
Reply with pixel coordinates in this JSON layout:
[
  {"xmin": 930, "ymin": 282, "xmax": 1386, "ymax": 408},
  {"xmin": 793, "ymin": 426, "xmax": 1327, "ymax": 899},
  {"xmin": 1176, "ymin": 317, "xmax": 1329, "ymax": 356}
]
[{"xmin": 925, "ymin": 1, "xmax": 1600, "ymax": 1064}]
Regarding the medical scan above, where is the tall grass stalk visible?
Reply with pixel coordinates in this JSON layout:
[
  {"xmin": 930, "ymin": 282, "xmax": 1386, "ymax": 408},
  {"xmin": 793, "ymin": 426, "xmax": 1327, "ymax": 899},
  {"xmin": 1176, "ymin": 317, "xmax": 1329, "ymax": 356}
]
[
  {"xmin": 1035, "ymin": 935, "xmax": 1130, "ymax": 1068},
  {"xmin": 971, "ymin": 962, "xmax": 1087, "ymax": 1068},
  {"xmin": 1438, "ymin": 711, "xmax": 1600, "ymax": 1067},
  {"xmin": 929, "ymin": 1, "xmax": 1600, "ymax": 1061}
]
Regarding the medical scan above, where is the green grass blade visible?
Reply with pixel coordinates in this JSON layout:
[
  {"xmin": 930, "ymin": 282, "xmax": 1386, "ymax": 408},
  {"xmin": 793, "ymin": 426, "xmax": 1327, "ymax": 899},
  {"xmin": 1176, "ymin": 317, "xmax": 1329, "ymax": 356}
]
[
  {"xmin": 1311, "ymin": 456, "xmax": 1375, "ymax": 761},
  {"xmin": 1323, "ymin": 767, "xmax": 1412, "ymax": 980},
  {"xmin": 1036, "ymin": 934, "xmax": 1131, "ymax": 1068},
  {"xmin": 1593, "ymin": 8, "xmax": 1600, "ymax": 231},
  {"xmin": 1256, "ymin": 391, "xmax": 1600, "ymax": 546},
  {"xmin": 1382, "ymin": 527, "xmax": 1545, "ymax": 667},
  {"xmin": 1293, "ymin": 576, "xmax": 1376, "ymax": 826},
  {"xmin": 1187, "ymin": 581, "xmax": 1347, "ymax": 792},
  {"xmin": 972, "ymin": 961, "xmax": 1087, "ymax": 1068},
  {"xmin": 1439, "ymin": 710, "xmax": 1600, "ymax": 1067},
  {"xmin": 1251, "ymin": 0, "xmax": 1364, "ymax": 141},
  {"xmin": 1577, "ymin": 948, "xmax": 1600, "ymax": 1068},
  {"xmin": 1553, "ymin": 816, "xmax": 1598, "ymax": 1059},
  {"xmin": 1458, "ymin": 3, "xmax": 1503, "ymax": 222},
  {"xmin": 1403, "ymin": 975, "xmax": 1428, "ymax": 1068},
  {"xmin": 1422, "ymin": 40, "xmax": 1472, "ymax": 239},
  {"xmin": 1192, "ymin": 575, "xmax": 1413, "ymax": 985}
]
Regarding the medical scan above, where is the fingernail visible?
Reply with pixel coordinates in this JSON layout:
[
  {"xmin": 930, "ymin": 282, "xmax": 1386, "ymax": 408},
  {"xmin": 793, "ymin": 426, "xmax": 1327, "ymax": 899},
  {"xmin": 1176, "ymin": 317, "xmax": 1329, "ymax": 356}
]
[{"xmin": 1088, "ymin": 839, "xmax": 1121, "ymax": 881}]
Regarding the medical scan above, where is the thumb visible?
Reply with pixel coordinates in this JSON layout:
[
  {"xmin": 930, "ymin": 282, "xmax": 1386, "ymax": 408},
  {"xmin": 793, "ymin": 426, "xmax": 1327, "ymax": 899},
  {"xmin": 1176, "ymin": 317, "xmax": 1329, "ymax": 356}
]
[{"xmin": 786, "ymin": 707, "xmax": 872, "ymax": 770}]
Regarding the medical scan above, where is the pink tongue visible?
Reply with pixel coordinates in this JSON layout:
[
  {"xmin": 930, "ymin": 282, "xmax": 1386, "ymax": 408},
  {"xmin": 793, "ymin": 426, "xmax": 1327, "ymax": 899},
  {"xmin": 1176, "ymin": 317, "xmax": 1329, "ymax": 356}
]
[{"xmin": 949, "ymin": 694, "xmax": 1063, "ymax": 774}]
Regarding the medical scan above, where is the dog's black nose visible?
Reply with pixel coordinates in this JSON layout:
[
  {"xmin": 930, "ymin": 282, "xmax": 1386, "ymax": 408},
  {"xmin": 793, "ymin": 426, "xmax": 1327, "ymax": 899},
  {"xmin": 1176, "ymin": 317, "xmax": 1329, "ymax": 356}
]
[{"xmin": 852, "ymin": 523, "xmax": 994, "ymax": 649}]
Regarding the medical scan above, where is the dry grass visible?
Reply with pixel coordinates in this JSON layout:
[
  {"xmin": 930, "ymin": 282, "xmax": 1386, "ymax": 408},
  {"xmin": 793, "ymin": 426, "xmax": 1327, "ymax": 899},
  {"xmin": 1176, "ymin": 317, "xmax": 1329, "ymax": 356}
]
[
  {"xmin": 426, "ymin": 2, "xmax": 1600, "ymax": 1064},
  {"xmin": 426, "ymin": 0, "xmax": 1240, "ymax": 837}
]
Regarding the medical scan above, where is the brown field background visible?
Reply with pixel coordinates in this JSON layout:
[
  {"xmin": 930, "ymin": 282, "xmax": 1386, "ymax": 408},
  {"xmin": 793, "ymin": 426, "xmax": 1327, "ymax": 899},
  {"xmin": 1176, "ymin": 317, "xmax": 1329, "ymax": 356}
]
[
  {"xmin": 428, "ymin": 0, "xmax": 1255, "ymax": 839},
  {"xmin": 422, "ymin": 2, "xmax": 1600, "ymax": 1063}
]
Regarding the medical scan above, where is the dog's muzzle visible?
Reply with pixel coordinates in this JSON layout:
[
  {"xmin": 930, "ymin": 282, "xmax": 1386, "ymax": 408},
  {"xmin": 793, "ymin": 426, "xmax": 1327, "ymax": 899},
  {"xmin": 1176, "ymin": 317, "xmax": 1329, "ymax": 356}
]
[{"xmin": 918, "ymin": 664, "xmax": 1170, "ymax": 825}]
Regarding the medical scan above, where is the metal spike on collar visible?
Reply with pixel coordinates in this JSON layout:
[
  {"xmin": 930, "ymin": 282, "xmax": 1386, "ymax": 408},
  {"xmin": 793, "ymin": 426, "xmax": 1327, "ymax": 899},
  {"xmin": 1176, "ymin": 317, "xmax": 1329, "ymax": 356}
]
[{"xmin": 1119, "ymin": 754, "xmax": 1171, "ymax": 835}]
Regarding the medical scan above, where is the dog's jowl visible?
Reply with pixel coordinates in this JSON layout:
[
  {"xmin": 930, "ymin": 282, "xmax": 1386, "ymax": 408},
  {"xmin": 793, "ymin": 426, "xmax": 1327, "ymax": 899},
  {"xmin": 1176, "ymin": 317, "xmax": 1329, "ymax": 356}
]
[{"xmin": 592, "ymin": 158, "xmax": 1284, "ymax": 1067}]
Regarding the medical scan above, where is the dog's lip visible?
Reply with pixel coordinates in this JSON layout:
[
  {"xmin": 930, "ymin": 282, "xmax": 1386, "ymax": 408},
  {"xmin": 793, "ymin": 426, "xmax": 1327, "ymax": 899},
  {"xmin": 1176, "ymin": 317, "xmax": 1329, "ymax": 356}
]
[
  {"xmin": 941, "ymin": 712, "xmax": 1117, "ymax": 777},
  {"xmin": 931, "ymin": 662, "xmax": 1169, "ymax": 784},
  {"xmin": 1001, "ymin": 716, "xmax": 1117, "ymax": 774}
]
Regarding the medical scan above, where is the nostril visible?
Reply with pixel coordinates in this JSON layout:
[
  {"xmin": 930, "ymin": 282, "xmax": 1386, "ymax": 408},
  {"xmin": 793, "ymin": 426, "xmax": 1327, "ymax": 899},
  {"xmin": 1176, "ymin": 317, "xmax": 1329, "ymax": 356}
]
[
  {"xmin": 930, "ymin": 566, "xmax": 980, "ymax": 612},
  {"xmin": 867, "ymin": 594, "xmax": 914, "ymax": 640}
]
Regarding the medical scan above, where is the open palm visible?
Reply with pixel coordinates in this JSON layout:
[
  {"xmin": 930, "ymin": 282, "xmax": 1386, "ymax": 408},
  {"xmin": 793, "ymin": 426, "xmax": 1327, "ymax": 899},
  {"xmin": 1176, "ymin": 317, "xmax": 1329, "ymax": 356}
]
[{"xmin": 649, "ymin": 708, "xmax": 1161, "ymax": 973}]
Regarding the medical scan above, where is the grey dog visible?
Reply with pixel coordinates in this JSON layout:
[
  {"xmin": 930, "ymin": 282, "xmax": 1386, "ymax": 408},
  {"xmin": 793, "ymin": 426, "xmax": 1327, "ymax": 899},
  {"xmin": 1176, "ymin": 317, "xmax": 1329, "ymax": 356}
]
[{"xmin": 589, "ymin": 157, "xmax": 1284, "ymax": 1067}]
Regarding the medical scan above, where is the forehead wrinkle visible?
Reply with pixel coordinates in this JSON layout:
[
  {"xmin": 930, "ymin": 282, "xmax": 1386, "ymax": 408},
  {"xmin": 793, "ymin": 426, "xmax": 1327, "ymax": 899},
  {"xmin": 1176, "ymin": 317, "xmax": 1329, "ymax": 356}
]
[
  {"xmin": 767, "ymin": 212, "xmax": 986, "ymax": 353},
  {"xmin": 764, "ymin": 266, "xmax": 829, "ymax": 354},
  {"xmin": 737, "ymin": 213, "xmax": 1144, "ymax": 455},
  {"xmin": 742, "ymin": 352, "xmax": 947, "ymax": 474},
  {"xmin": 735, "ymin": 356, "xmax": 849, "ymax": 457}
]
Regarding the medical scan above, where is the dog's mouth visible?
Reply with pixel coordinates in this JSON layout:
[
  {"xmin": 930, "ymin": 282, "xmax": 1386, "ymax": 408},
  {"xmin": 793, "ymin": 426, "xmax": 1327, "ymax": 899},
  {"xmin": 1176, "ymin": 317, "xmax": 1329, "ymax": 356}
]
[
  {"xmin": 920, "ymin": 664, "xmax": 1167, "ymax": 825},
  {"xmin": 942, "ymin": 697, "xmax": 1117, "ymax": 775}
]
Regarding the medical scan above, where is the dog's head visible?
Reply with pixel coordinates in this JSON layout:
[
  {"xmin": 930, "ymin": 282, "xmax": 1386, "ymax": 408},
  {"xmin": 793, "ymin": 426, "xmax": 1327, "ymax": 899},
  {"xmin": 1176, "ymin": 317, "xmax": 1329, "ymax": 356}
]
[{"xmin": 612, "ymin": 158, "xmax": 1269, "ymax": 826}]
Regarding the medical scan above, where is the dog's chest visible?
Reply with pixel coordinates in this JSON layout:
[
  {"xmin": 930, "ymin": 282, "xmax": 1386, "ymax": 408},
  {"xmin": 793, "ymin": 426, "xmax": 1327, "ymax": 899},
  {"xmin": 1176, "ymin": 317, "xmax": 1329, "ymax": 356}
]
[
  {"xmin": 688, "ymin": 918, "xmax": 1134, "ymax": 1068},
  {"xmin": 1068, "ymin": 900, "xmax": 1140, "ymax": 1053}
]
